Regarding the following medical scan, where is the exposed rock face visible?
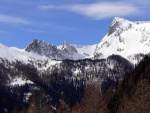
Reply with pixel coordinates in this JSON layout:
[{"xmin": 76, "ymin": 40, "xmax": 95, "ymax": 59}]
[
  {"xmin": 58, "ymin": 41, "xmax": 78, "ymax": 59},
  {"xmin": 25, "ymin": 39, "xmax": 78, "ymax": 60},
  {"xmin": 108, "ymin": 17, "xmax": 133, "ymax": 36},
  {"xmin": 26, "ymin": 39, "xmax": 58, "ymax": 58}
]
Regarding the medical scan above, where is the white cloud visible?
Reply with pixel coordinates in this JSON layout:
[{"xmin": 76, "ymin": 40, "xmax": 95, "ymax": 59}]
[
  {"xmin": 26, "ymin": 29, "xmax": 43, "ymax": 33},
  {"xmin": 39, "ymin": 5, "xmax": 58, "ymax": 9},
  {"xmin": 0, "ymin": 30, "xmax": 14, "ymax": 34},
  {"xmin": 39, "ymin": 1, "xmax": 140, "ymax": 20},
  {"xmin": 69, "ymin": 2, "xmax": 139, "ymax": 19},
  {"xmin": 0, "ymin": 14, "xmax": 29, "ymax": 24}
]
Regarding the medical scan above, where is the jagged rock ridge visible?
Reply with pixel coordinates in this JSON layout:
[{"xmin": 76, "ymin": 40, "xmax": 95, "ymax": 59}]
[{"xmin": 25, "ymin": 39, "xmax": 79, "ymax": 60}]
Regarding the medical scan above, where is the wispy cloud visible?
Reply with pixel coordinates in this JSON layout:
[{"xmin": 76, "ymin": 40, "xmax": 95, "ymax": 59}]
[
  {"xmin": 0, "ymin": 30, "xmax": 14, "ymax": 34},
  {"xmin": 0, "ymin": 14, "xmax": 29, "ymax": 24},
  {"xmin": 40, "ymin": 5, "xmax": 58, "ymax": 10},
  {"xmin": 26, "ymin": 29, "xmax": 43, "ymax": 33},
  {"xmin": 39, "ymin": 1, "xmax": 140, "ymax": 20}
]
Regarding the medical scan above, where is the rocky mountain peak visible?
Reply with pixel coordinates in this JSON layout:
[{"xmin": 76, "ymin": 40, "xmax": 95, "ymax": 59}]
[
  {"xmin": 61, "ymin": 41, "xmax": 78, "ymax": 54},
  {"xmin": 94, "ymin": 17, "xmax": 150, "ymax": 64},
  {"xmin": 26, "ymin": 39, "xmax": 53, "ymax": 54},
  {"xmin": 25, "ymin": 39, "xmax": 78, "ymax": 60},
  {"xmin": 31, "ymin": 39, "xmax": 48, "ymax": 47},
  {"xmin": 61, "ymin": 41, "xmax": 71, "ymax": 49},
  {"xmin": 108, "ymin": 17, "xmax": 133, "ymax": 36}
]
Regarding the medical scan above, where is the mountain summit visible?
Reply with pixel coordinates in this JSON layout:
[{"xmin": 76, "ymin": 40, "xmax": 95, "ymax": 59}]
[
  {"xmin": 26, "ymin": 39, "xmax": 58, "ymax": 58},
  {"xmin": 25, "ymin": 39, "xmax": 79, "ymax": 60},
  {"xmin": 108, "ymin": 17, "xmax": 133, "ymax": 36},
  {"xmin": 94, "ymin": 17, "xmax": 150, "ymax": 63}
]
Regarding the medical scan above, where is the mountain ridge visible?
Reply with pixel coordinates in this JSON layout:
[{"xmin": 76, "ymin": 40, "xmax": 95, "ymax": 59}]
[
  {"xmin": 0, "ymin": 17, "xmax": 150, "ymax": 65},
  {"xmin": 1, "ymin": 17, "xmax": 149, "ymax": 113}
]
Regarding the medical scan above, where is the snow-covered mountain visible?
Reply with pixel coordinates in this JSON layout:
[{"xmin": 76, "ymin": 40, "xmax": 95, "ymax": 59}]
[
  {"xmin": 25, "ymin": 39, "xmax": 96, "ymax": 60},
  {"xmin": 25, "ymin": 39, "xmax": 78, "ymax": 60},
  {"xmin": 94, "ymin": 17, "xmax": 150, "ymax": 64},
  {"xmin": 23, "ymin": 17, "xmax": 150, "ymax": 64},
  {"xmin": 0, "ymin": 39, "xmax": 134, "ymax": 97},
  {"xmin": 0, "ymin": 37, "xmax": 133, "ymax": 88},
  {"xmin": 1, "ymin": 17, "xmax": 147, "ymax": 112},
  {"xmin": 1, "ymin": 17, "xmax": 150, "ymax": 66},
  {"xmin": 0, "ymin": 40, "xmax": 97, "ymax": 74},
  {"xmin": 0, "ymin": 43, "xmax": 62, "ymax": 71}
]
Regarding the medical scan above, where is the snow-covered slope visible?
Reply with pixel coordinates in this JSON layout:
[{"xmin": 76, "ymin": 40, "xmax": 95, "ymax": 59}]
[
  {"xmin": 0, "ymin": 40, "xmax": 96, "ymax": 72},
  {"xmin": 94, "ymin": 17, "xmax": 150, "ymax": 64},
  {"xmin": 72, "ymin": 44, "xmax": 97, "ymax": 58},
  {"xmin": 0, "ymin": 43, "xmax": 45, "ymax": 62},
  {"xmin": 9, "ymin": 77, "xmax": 34, "ymax": 86},
  {"xmin": 0, "ymin": 43, "xmax": 61, "ymax": 70}
]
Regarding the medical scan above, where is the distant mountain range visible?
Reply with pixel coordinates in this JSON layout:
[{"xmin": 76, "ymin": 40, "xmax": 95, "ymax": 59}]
[
  {"xmin": 0, "ymin": 17, "xmax": 150, "ymax": 113},
  {"xmin": 1, "ymin": 17, "xmax": 150, "ymax": 65},
  {"xmin": 0, "ymin": 17, "xmax": 150, "ymax": 91}
]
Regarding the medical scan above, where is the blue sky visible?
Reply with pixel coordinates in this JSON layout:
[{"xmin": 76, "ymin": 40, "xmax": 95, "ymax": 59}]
[{"xmin": 0, "ymin": 0, "xmax": 149, "ymax": 48}]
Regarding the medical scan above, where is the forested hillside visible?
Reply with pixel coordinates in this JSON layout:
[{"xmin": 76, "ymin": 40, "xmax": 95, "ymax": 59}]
[
  {"xmin": 0, "ymin": 55, "xmax": 132, "ymax": 113},
  {"xmin": 70, "ymin": 55, "xmax": 150, "ymax": 113}
]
